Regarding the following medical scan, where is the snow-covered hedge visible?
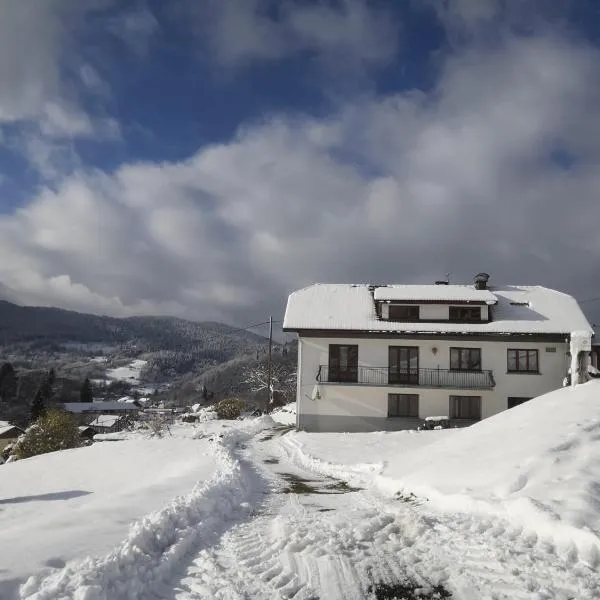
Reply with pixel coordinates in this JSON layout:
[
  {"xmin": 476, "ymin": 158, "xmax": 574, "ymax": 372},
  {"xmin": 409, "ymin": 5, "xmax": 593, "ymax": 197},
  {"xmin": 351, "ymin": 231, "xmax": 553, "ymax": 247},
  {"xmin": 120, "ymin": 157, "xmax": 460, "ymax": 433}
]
[
  {"xmin": 12, "ymin": 409, "xmax": 82, "ymax": 459},
  {"xmin": 215, "ymin": 398, "xmax": 246, "ymax": 420}
]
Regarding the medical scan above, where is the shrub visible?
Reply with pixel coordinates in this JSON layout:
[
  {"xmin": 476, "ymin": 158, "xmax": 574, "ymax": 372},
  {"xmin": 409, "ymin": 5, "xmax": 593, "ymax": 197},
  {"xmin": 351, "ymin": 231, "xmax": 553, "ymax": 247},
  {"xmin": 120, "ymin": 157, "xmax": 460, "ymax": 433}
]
[
  {"xmin": 216, "ymin": 398, "xmax": 246, "ymax": 420},
  {"xmin": 12, "ymin": 409, "xmax": 82, "ymax": 459}
]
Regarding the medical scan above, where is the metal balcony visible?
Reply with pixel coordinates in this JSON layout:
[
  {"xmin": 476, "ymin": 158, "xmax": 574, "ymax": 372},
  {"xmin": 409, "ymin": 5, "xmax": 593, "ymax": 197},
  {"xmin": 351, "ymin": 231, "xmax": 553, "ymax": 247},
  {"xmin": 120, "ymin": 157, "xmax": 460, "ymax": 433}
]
[{"xmin": 316, "ymin": 365, "xmax": 495, "ymax": 390}]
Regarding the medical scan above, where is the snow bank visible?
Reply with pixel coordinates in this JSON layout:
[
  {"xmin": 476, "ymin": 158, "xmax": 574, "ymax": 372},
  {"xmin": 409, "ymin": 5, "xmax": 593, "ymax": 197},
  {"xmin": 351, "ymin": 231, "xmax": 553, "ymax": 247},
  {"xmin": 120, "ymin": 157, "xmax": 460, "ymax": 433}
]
[
  {"xmin": 19, "ymin": 417, "xmax": 273, "ymax": 600},
  {"xmin": 287, "ymin": 381, "xmax": 600, "ymax": 564},
  {"xmin": 281, "ymin": 428, "xmax": 456, "ymax": 485},
  {"xmin": 0, "ymin": 428, "xmax": 217, "ymax": 598},
  {"xmin": 270, "ymin": 404, "xmax": 297, "ymax": 426}
]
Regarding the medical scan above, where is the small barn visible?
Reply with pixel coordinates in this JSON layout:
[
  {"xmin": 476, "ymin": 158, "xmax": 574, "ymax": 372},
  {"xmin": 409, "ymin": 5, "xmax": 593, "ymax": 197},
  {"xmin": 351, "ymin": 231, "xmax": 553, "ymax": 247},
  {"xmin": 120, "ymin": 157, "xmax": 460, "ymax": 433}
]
[{"xmin": 89, "ymin": 414, "xmax": 129, "ymax": 434}]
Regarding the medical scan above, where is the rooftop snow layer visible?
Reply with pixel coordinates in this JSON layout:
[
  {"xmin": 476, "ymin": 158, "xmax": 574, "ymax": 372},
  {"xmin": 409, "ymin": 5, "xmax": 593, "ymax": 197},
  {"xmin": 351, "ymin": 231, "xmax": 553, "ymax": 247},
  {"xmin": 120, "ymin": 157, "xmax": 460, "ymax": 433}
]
[
  {"xmin": 283, "ymin": 284, "xmax": 592, "ymax": 335},
  {"xmin": 0, "ymin": 425, "xmax": 21, "ymax": 436},
  {"xmin": 374, "ymin": 284, "xmax": 497, "ymax": 304},
  {"xmin": 64, "ymin": 401, "xmax": 140, "ymax": 413},
  {"xmin": 89, "ymin": 414, "xmax": 123, "ymax": 428}
]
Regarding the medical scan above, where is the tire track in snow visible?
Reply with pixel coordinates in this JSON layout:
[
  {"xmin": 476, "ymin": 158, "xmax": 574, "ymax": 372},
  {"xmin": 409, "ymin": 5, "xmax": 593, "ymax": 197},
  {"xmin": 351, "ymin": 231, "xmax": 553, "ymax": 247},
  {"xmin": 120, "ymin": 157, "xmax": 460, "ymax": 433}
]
[
  {"xmin": 277, "ymin": 434, "xmax": 600, "ymax": 600},
  {"xmin": 172, "ymin": 430, "xmax": 451, "ymax": 600},
  {"xmin": 18, "ymin": 419, "xmax": 274, "ymax": 600}
]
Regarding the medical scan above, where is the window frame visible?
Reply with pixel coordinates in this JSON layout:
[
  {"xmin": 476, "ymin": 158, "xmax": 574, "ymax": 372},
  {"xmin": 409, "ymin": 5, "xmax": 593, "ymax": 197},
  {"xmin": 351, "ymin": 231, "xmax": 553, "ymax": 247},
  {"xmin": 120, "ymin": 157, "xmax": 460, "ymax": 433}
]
[
  {"xmin": 449, "ymin": 395, "xmax": 482, "ymax": 420},
  {"xmin": 328, "ymin": 344, "xmax": 359, "ymax": 382},
  {"xmin": 388, "ymin": 346, "xmax": 420, "ymax": 385},
  {"xmin": 449, "ymin": 306, "xmax": 482, "ymax": 322},
  {"xmin": 388, "ymin": 393, "xmax": 419, "ymax": 418},
  {"xmin": 449, "ymin": 347, "xmax": 482, "ymax": 371},
  {"xmin": 388, "ymin": 304, "xmax": 420, "ymax": 321},
  {"xmin": 507, "ymin": 349, "xmax": 539, "ymax": 373}
]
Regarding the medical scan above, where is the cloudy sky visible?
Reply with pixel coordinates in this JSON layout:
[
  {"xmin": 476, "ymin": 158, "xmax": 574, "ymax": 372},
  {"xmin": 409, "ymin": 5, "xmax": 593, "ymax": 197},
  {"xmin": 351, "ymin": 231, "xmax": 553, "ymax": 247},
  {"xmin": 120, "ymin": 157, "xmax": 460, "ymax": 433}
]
[{"xmin": 1, "ymin": 0, "xmax": 600, "ymax": 330}]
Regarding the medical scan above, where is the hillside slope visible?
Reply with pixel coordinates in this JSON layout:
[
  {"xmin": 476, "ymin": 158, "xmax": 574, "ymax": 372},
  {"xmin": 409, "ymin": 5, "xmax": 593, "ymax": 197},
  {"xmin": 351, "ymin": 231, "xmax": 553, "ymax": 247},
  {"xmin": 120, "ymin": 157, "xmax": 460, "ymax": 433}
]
[{"xmin": 0, "ymin": 300, "xmax": 268, "ymax": 356}]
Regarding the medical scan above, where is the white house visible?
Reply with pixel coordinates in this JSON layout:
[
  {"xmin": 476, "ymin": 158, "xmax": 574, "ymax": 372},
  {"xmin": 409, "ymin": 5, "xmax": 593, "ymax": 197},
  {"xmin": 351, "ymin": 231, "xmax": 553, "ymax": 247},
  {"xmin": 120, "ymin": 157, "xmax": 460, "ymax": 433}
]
[{"xmin": 283, "ymin": 275, "xmax": 593, "ymax": 432}]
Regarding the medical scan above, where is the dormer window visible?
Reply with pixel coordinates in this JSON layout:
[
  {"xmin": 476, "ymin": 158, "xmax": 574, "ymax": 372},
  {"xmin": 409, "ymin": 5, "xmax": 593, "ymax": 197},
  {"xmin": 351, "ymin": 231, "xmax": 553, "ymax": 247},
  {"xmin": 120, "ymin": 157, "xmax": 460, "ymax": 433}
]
[
  {"xmin": 388, "ymin": 304, "xmax": 420, "ymax": 321},
  {"xmin": 449, "ymin": 306, "xmax": 482, "ymax": 321}
]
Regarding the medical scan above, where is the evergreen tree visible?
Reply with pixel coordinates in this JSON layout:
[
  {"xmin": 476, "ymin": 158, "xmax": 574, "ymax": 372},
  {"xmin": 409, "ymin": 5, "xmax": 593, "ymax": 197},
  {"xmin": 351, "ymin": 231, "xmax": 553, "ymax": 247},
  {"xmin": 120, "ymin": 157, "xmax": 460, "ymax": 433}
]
[
  {"xmin": 47, "ymin": 368, "xmax": 56, "ymax": 388},
  {"xmin": 30, "ymin": 387, "xmax": 46, "ymax": 423},
  {"xmin": 80, "ymin": 378, "xmax": 93, "ymax": 403},
  {"xmin": 0, "ymin": 362, "xmax": 18, "ymax": 403},
  {"xmin": 29, "ymin": 369, "xmax": 56, "ymax": 423}
]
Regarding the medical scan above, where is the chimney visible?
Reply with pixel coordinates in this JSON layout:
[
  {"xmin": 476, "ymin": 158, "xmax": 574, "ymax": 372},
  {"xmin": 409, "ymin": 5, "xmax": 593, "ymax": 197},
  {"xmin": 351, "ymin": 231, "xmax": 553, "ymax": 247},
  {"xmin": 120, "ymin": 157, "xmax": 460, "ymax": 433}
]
[{"xmin": 474, "ymin": 272, "xmax": 490, "ymax": 290}]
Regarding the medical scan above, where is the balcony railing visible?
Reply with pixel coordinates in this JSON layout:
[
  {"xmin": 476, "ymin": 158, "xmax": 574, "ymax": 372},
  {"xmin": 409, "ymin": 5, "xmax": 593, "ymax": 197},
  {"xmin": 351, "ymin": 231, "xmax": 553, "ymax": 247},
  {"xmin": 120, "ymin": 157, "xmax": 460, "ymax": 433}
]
[{"xmin": 316, "ymin": 365, "xmax": 495, "ymax": 390}]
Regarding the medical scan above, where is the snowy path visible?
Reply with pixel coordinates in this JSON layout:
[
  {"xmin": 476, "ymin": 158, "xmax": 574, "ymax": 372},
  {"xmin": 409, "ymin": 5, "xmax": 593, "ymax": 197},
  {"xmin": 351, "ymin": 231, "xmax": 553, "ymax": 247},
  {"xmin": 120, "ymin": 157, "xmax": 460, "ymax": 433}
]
[
  {"xmin": 19, "ymin": 420, "xmax": 600, "ymax": 600},
  {"xmin": 169, "ymin": 427, "xmax": 600, "ymax": 600}
]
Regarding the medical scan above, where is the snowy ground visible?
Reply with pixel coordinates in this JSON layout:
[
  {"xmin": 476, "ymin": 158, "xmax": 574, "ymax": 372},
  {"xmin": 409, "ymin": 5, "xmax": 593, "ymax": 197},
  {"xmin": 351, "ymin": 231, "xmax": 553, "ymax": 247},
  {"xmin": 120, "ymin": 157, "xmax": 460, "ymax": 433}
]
[
  {"xmin": 3, "ymin": 385, "xmax": 600, "ymax": 599},
  {"xmin": 105, "ymin": 358, "xmax": 148, "ymax": 383},
  {"xmin": 0, "ymin": 425, "xmax": 219, "ymax": 598}
]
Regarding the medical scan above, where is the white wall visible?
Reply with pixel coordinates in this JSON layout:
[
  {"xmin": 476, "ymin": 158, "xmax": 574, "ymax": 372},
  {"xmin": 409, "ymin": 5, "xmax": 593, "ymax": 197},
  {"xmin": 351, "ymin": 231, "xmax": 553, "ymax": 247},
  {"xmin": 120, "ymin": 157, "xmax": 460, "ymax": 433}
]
[
  {"xmin": 419, "ymin": 305, "xmax": 448, "ymax": 319},
  {"xmin": 296, "ymin": 335, "xmax": 570, "ymax": 430}
]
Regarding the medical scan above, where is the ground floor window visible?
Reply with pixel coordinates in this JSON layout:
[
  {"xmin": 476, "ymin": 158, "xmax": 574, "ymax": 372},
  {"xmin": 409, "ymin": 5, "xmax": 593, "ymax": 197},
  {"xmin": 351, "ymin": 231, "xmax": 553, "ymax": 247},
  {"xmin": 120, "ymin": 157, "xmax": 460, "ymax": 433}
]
[
  {"xmin": 388, "ymin": 393, "xmax": 419, "ymax": 418},
  {"xmin": 449, "ymin": 395, "xmax": 481, "ymax": 420},
  {"xmin": 507, "ymin": 397, "xmax": 532, "ymax": 409}
]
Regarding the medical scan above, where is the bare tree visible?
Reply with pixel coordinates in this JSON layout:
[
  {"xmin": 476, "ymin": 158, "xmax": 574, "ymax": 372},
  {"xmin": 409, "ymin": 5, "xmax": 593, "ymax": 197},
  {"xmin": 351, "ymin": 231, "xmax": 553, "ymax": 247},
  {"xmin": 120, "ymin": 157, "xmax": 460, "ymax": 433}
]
[
  {"xmin": 141, "ymin": 411, "xmax": 173, "ymax": 438},
  {"xmin": 242, "ymin": 363, "xmax": 296, "ymax": 412}
]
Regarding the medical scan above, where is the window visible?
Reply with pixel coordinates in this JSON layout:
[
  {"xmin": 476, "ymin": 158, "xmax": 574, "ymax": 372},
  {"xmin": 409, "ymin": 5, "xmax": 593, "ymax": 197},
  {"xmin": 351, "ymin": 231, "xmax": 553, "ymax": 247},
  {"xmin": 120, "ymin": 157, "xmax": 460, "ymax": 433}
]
[
  {"xmin": 450, "ymin": 347, "xmax": 481, "ymax": 371},
  {"xmin": 450, "ymin": 395, "xmax": 481, "ymax": 420},
  {"xmin": 389, "ymin": 346, "xmax": 419, "ymax": 384},
  {"xmin": 508, "ymin": 397, "xmax": 532, "ymax": 409},
  {"xmin": 388, "ymin": 394, "xmax": 419, "ymax": 417},
  {"xmin": 507, "ymin": 349, "xmax": 539, "ymax": 373},
  {"xmin": 388, "ymin": 304, "xmax": 420, "ymax": 321},
  {"xmin": 328, "ymin": 344, "xmax": 358, "ymax": 382},
  {"xmin": 449, "ymin": 306, "xmax": 482, "ymax": 321}
]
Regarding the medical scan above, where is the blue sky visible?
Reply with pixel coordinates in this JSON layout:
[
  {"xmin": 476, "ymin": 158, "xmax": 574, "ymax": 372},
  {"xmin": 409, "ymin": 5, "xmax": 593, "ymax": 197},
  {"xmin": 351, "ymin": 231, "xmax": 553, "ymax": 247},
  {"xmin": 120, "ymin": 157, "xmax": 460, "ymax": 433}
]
[{"xmin": 0, "ymin": 0, "xmax": 600, "ymax": 328}]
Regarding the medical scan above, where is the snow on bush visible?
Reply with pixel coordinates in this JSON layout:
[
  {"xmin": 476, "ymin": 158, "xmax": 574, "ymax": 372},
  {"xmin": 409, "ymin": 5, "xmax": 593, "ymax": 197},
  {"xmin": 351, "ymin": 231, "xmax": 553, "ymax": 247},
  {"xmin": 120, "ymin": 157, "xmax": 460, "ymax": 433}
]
[
  {"xmin": 13, "ymin": 409, "xmax": 81, "ymax": 459},
  {"xmin": 215, "ymin": 398, "xmax": 245, "ymax": 420}
]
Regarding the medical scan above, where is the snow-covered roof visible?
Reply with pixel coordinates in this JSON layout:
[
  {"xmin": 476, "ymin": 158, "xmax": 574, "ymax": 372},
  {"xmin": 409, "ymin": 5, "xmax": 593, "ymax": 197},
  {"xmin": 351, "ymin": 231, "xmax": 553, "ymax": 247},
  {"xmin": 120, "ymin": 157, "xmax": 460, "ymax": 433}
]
[
  {"xmin": 374, "ymin": 285, "xmax": 497, "ymax": 304},
  {"xmin": 89, "ymin": 415, "xmax": 123, "ymax": 428},
  {"xmin": 64, "ymin": 401, "xmax": 140, "ymax": 413},
  {"xmin": 0, "ymin": 425, "xmax": 22, "ymax": 437},
  {"xmin": 283, "ymin": 284, "xmax": 592, "ymax": 335}
]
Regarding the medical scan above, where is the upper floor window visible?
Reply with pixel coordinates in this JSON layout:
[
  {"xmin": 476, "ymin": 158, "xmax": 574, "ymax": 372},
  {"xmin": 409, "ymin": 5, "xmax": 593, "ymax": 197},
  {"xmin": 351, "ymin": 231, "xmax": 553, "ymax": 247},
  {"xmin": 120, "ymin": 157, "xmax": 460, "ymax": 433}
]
[
  {"xmin": 507, "ymin": 349, "xmax": 539, "ymax": 373},
  {"xmin": 449, "ymin": 306, "xmax": 481, "ymax": 321},
  {"xmin": 388, "ymin": 304, "xmax": 419, "ymax": 321},
  {"xmin": 328, "ymin": 344, "xmax": 358, "ymax": 382},
  {"xmin": 450, "ymin": 347, "xmax": 481, "ymax": 371}
]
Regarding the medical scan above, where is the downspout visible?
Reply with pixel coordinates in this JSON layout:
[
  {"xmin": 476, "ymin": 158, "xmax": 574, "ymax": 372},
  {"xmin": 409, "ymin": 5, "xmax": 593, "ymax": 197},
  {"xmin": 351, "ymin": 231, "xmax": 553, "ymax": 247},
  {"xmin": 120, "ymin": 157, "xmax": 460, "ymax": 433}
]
[{"xmin": 296, "ymin": 336, "xmax": 302, "ymax": 430}]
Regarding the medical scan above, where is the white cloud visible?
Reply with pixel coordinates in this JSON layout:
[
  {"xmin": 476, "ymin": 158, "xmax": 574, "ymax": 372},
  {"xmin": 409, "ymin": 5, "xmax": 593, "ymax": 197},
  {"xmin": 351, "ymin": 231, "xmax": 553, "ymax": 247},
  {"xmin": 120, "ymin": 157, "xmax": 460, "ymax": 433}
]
[
  {"xmin": 0, "ymin": 1, "xmax": 128, "ymax": 178},
  {"xmin": 1, "ymin": 30, "xmax": 600, "ymax": 326},
  {"xmin": 187, "ymin": 0, "xmax": 399, "ymax": 69},
  {"xmin": 106, "ymin": 3, "xmax": 159, "ymax": 56}
]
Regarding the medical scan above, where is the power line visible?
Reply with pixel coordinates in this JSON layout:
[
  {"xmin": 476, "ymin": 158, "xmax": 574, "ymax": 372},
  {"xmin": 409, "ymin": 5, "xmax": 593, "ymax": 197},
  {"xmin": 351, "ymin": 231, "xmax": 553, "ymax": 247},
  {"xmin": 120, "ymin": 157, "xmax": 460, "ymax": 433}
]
[{"xmin": 578, "ymin": 296, "xmax": 600, "ymax": 305}]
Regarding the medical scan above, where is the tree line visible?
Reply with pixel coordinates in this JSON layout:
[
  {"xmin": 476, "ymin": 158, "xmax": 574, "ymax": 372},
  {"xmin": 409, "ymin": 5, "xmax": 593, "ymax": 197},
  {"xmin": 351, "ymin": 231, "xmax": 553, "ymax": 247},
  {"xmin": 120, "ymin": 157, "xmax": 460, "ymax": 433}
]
[{"xmin": 0, "ymin": 362, "xmax": 95, "ymax": 426}]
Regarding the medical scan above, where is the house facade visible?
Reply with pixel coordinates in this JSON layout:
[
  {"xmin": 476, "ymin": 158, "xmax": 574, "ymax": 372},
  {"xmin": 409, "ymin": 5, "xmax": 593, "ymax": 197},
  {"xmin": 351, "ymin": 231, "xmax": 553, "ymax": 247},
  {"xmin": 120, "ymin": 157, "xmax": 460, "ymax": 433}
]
[{"xmin": 283, "ymin": 276, "xmax": 593, "ymax": 432}]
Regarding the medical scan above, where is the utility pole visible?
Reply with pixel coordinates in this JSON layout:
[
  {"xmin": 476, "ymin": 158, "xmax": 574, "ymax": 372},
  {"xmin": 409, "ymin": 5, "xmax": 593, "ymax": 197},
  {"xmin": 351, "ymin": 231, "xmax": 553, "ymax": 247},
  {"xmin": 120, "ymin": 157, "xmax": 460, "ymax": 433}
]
[{"xmin": 267, "ymin": 315, "xmax": 273, "ymax": 412}]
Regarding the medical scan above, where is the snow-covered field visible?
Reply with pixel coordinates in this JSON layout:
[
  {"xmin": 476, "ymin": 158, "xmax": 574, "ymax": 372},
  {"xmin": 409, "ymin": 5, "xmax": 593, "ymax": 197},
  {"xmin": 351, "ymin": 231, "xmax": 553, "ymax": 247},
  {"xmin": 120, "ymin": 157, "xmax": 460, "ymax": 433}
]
[
  {"xmin": 2, "ymin": 384, "xmax": 600, "ymax": 599},
  {"xmin": 0, "ymin": 425, "xmax": 219, "ymax": 598},
  {"xmin": 105, "ymin": 358, "xmax": 148, "ymax": 383}
]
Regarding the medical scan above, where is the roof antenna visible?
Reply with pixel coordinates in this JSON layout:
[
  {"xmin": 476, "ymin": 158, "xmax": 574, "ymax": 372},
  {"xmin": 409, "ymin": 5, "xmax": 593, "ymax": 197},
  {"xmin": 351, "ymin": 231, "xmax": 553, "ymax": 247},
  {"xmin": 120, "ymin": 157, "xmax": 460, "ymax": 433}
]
[{"xmin": 435, "ymin": 273, "xmax": 450, "ymax": 286}]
